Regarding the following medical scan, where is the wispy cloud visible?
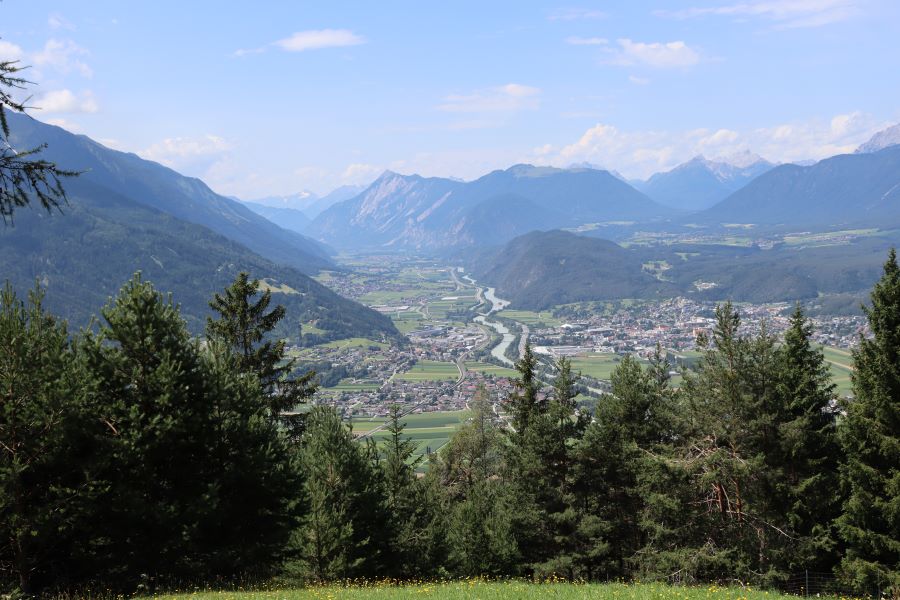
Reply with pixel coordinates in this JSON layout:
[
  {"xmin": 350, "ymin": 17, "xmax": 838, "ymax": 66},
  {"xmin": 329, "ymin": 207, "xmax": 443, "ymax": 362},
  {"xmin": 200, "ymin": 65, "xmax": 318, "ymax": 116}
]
[
  {"xmin": 235, "ymin": 29, "xmax": 366, "ymax": 57},
  {"xmin": 36, "ymin": 89, "xmax": 98, "ymax": 113},
  {"xmin": 548, "ymin": 8, "xmax": 607, "ymax": 21},
  {"xmin": 629, "ymin": 75, "xmax": 651, "ymax": 85},
  {"xmin": 566, "ymin": 36, "xmax": 609, "ymax": 46},
  {"xmin": 655, "ymin": 0, "xmax": 861, "ymax": 29},
  {"xmin": 0, "ymin": 40, "xmax": 24, "ymax": 62},
  {"xmin": 604, "ymin": 39, "xmax": 701, "ymax": 68},
  {"xmin": 48, "ymin": 12, "xmax": 75, "ymax": 31},
  {"xmin": 32, "ymin": 39, "xmax": 92, "ymax": 77},
  {"xmin": 437, "ymin": 84, "xmax": 541, "ymax": 113},
  {"xmin": 142, "ymin": 135, "xmax": 232, "ymax": 168},
  {"xmin": 532, "ymin": 111, "xmax": 887, "ymax": 179}
]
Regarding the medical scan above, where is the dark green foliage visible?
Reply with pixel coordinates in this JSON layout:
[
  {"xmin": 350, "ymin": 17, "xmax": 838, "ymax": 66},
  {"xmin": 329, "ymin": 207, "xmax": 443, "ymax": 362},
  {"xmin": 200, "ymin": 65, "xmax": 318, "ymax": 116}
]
[
  {"xmin": 0, "ymin": 180, "xmax": 400, "ymax": 343},
  {"xmin": 207, "ymin": 272, "xmax": 316, "ymax": 422},
  {"xmin": 1, "ymin": 54, "xmax": 77, "ymax": 220},
  {"xmin": 293, "ymin": 406, "xmax": 392, "ymax": 581},
  {"xmin": 837, "ymin": 249, "xmax": 900, "ymax": 595},
  {"xmin": 0, "ymin": 284, "xmax": 91, "ymax": 595}
]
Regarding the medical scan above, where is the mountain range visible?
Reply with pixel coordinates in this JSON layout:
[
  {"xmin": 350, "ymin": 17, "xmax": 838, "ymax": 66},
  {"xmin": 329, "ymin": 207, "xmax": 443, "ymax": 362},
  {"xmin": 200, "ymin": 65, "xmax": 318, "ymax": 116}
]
[
  {"xmin": 2, "ymin": 114, "xmax": 399, "ymax": 344},
  {"xmin": 307, "ymin": 164, "xmax": 672, "ymax": 250},
  {"xmin": 249, "ymin": 185, "xmax": 366, "ymax": 219},
  {"xmin": 7, "ymin": 113, "xmax": 333, "ymax": 275},
  {"xmin": 637, "ymin": 152, "xmax": 775, "ymax": 211},
  {"xmin": 694, "ymin": 144, "xmax": 900, "ymax": 229}
]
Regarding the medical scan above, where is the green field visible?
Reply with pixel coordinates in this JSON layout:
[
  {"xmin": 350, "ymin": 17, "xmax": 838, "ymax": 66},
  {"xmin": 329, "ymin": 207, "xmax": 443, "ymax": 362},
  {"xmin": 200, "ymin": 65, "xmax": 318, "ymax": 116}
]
[
  {"xmin": 149, "ymin": 581, "xmax": 828, "ymax": 600},
  {"xmin": 821, "ymin": 346, "xmax": 854, "ymax": 396},
  {"xmin": 499, "ymin": 309, "xmax": 562, "ymax": 327},
  {"xmin": 325, "ymin": 379, "xmax": 381, "ymax": 392},
  {"xmin": 569, "ymin": 353, "xmax": 644, "ymax": 381},
  {"xmin": 352, "ymin": 410, "xmax": 471, "ymax": 461},
  {"xmin": 396, "ymin": 360, "xmax": 460, "ymax": 381},
  {"xmin": 321, "ymin": 338, "xmax": 389, "ymax": 350},
  {"xmin": 465, "ymin": 361, "xmax": 519, "ymax": 378}
]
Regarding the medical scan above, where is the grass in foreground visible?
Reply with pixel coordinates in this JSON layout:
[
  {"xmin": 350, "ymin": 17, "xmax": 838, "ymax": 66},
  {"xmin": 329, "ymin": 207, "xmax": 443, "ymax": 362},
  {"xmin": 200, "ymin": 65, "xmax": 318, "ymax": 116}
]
[{"xmin": 147, "ymin": 580, "xmax": 845, "ymax": 600}]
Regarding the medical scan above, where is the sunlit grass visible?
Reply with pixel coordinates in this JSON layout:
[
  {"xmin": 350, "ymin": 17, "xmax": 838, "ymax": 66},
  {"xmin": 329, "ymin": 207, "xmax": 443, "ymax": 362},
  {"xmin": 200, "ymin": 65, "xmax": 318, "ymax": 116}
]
[{"xmin": 147, "ymin": 580, "xmax": 858, "ymax": 600}]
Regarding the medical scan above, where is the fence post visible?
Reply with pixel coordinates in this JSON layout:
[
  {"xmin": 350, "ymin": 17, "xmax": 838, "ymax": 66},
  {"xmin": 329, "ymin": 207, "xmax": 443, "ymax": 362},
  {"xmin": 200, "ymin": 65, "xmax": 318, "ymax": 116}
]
[{"xmin": 805, "ymin": 569, "xmax": 809, "ymax": 598}]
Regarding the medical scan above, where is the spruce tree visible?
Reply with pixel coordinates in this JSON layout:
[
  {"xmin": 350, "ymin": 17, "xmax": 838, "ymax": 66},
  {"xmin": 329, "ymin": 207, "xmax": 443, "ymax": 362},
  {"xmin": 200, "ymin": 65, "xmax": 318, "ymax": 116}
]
[
  {"xmin": 294, "ymin": 406, "xmax": 391, "ymax": 581},
  {"xmin": 837, "ymin": 249, "xmax": 900, "ymax": 596},
  {"xmin": 1, "ymin": 47, "xmax": 77, "ymax": 220},
  {"xmin": 0, "ymin": 284, "xmax": 89, "ymax": 595},
  {"xmin": 770, "ymin": 304, "xmax": 840, "ymax": 575},
  {"xmin": 207, "ymin": 272, "xmax": 316, "ymax": 422}
]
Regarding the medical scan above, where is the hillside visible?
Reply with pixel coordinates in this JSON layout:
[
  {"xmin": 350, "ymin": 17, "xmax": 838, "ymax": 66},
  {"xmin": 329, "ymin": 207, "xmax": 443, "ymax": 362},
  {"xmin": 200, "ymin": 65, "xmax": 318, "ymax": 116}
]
[
  {"xmin": 472, "ymin": 230, "xmax": 894, "ymax": 309},
  {"xmin": 242, "ymin": 201, "xmax": 311, "ymax": 234},
  {"xmin": 0, "ymin": 178, "xmax": 399, "ymax": 344},
  {"xmin": 639, "ymin": 153, "xmax": 774, "ymax": 211},
  {"xmin": 472, "ymin": 230, "xmax": 678, "ymax": 309},
  {"xmin": 695, "ymin": 145, "xmax": 900, "ymax": 229},
  {"xmin": 308, "ymin": 165, "xmax": 671, "ymax": 250},
  {"xmin": 6, "ymin": 113, "xmax": 333, "ymax": 274}
]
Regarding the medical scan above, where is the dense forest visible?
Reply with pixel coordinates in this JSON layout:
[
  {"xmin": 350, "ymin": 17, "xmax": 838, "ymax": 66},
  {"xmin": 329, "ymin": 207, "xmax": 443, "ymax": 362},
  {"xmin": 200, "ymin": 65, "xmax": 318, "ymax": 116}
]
[{"xmin": 1, "ymin": 252, "xmax": 898, "ymax": 598}]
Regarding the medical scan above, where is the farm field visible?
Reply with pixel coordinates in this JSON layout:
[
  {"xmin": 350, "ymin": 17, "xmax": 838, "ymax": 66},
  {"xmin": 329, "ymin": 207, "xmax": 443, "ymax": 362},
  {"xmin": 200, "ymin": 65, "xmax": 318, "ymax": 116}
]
[
  {"xmin": 320, "ymin": 337, "xmax": 389, "ymax": 350},
  {"xmin": 465, "ymin": 361, "xmax": 518, "ymax": 378},
  {"xmin": 351, "ymin": 410, "xmax": 471, "ymax": 461},
  {"xmin": 148, "ymin": 581, "xmax": 832, "ymax": 600},
  {"xmin": 569, "ymin": 353, "xmax": 639, "ymax": 381},
  {"xmin": 395, "ymin": 360, "xmax": 460, "ymax": 381},
  {"xmin": 821, "ymin": 345, "xmax": 854, "ymax": 396},
  {"xmin": 498, "ymin": 309, "xmax": 562, "ymax": 327}
]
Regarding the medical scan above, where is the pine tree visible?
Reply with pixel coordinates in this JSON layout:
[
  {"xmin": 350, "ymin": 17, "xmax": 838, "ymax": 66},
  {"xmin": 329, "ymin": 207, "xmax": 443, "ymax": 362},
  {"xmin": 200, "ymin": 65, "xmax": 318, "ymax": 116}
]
[
  {"xmin": 508, "ymin": 342, "xmax": 541, "ymax": 434},
  {"xmin": 837, "ymin": 249, "xmax": 900, "ymax": 596},
  {"xmin": 294, "ymin": 406, "xmax": 391, "ymax": 581},
  {"xmin": 207, "ymin": 272, "xmax": 316, "ymax": 422},
  {"xmin": 0, "ymin": 284, "xmax": 89, "ymax": 595},
  {"xmin": 80, "ymin": 273, "xmax": 220, "ymax": 587},
  {"xmin": 770, "ymin": 304, "xmax": 840, "ymax": 575},
  {"xmin": 1, "ymin": 47, "xmax": 78, "ymax": 220}
]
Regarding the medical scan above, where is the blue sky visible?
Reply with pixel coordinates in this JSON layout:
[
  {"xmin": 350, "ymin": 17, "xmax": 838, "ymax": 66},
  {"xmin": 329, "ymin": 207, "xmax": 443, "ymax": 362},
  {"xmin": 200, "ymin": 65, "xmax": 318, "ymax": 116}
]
[{"xmin": 2, "ymin": 0, "xmax": 899, "ymax": 197}]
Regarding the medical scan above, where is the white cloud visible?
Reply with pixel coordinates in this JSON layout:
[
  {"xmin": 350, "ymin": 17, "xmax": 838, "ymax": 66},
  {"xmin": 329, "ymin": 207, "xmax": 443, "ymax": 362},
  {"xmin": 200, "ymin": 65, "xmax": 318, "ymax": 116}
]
[
  {"xmin": 36, "ymin": 89, "xmax": 98, "ymax": 114},
  {"xmin": 655, "ymin": 0, "xmax": 861, "ymax": 29},
  {"xmin": 532, "ymin": 112, "xmax": 886, "ymax": 179},
  {"xmin": 48, "ymin": 12, "xmax": 75, "ymax": 31},
  {"xmin": 235, "ymin": 29, "xmax": 366, "ymax": 57},
  {"xmin": 549, "ymin": 8, "xmax": 607, "ymax": 21},
  {"xmin": 437, "ymin": 83, "xmax": 541, "ymax": 113},
  {"xmin": 628, "ymin": 75, "xmax": 651, "ymax": 85},
  {"xmin": 0, "ymin": 40, "xmax": 24, "ymax": 62},
  {"xmin": 32, "ymin": 39, "xmax": 92, "ymax": 77},
  {"xmin": 566, "ymin": 36, "xmax": 609, "ymax": 46},
  {"xmin": 341, "ymin": 163, "xmax": 383, "ymax": 184},
  {"xmin": 274, "ymin": 29, "xmax": 365, "ymax": 52},
  {"xmin": 605, "ymin": 39, "xmax": 701, "ymax": 68},
  {"xmin": 141, "ymin": 135, "xmax": 232, "ymax": 168},
  {"xmin": 44, "ymin": 117, "xmax": 82, "ymax": 132}
]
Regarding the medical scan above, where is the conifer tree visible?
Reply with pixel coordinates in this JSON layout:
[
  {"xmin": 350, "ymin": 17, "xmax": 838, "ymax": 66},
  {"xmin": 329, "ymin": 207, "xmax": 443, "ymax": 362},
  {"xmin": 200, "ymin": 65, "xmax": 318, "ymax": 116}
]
[
  {"xmin": 0, "ymin": 284, "xmax": 89, "ymax": 595},
  {"xmin": 837, "ymin": 249, "xmax": 900, "ymax": 596},
  {"xmin": 207, "ymin": 272, "xmax": 316, "ymax": 420},
  {"xmin": 770, "ymin": 304, "xmax": 840, "ymax": 575},
  {"xmin": 295, "ymin": 406, "xmax": 391, "ymax": 581},
  {"xmin": 508, "ymin": 342, "xmax": 541, "ymax": 433},
  {"xmin": 1, "ymin": 47, "xmax": 77, "ymax": 220}
]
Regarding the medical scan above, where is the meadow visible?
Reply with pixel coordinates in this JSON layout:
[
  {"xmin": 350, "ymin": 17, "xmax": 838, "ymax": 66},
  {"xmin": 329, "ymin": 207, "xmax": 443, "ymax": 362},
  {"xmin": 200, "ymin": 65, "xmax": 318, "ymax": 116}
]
[
  {"xmin": 146, "ymin": 580, "xmax": 836, "ymax": 600},
  {"xmin": 395, "ymin": 360, "xmax": 460, "ymax": 381},
  {"xmin": 351, "ymin": 410, "xmax": 472, "ymax": 461}
]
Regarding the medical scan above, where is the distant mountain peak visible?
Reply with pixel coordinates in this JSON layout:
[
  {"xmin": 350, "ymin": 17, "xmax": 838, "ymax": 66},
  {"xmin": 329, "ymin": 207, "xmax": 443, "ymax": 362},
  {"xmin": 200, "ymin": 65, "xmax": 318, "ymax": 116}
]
[
  {"xmin": 856, "ymin": 123, "xmax": 900, "ymax": 154},
  {"xmin": 716, "ymin": 149, "xmax": 767, "ymax": 169}
]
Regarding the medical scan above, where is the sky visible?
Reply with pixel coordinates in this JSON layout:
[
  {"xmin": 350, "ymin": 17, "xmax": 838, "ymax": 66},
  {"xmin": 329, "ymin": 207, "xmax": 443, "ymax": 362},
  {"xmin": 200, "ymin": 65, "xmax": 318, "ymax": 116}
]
[{"xmin": 2, "ymin": 0, "xmax": 899, "ymax": 198}]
